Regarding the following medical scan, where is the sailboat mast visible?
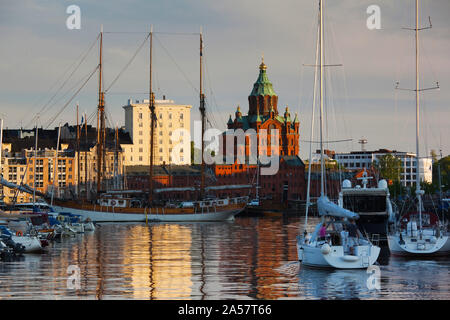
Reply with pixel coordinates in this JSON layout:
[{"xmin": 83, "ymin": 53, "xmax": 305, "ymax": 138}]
[
  {"xmin": 149, "ymin": 25, "xmax": 155, "ymax": 204},
  {"xmin": 319, "ymin": 0, "xmax": 325, "ymax": 197},
  {"xmin": 114, "ymin": 125, "xmax": 119, "ymax": 189},
  {"xmin": 33, "ymin": 120, "xmax": 38, "ymax": 205},
  {"xmin": 76, "ymin": 103, "xmax": 80, "ymax": 197},
  {"xmin": 414, "ymin": 0, "xmax": 423, "ymax": 231},
  {"xmin": 51, "ymin": 124, "xmax": 61, "ymax": 206},
  {"xmin": 199, "ymin": 30, "xmax": 206, "ymax": 199},
  {"xmin": 304, "ymin": 5, "xmax": 321, "ymax": 232},
  {"xmin": 97, "ymin": 26, "xmax": 105, "ymax": 194},
  {"xmin": 84, "ymin": 111, "xmax": 88, "ymax": 200}
]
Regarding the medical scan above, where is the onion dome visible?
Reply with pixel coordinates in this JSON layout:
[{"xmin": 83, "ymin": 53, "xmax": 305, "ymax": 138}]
[{"xmin": 250, "ymin": 57, "xmax": 277, "ymax": 97}]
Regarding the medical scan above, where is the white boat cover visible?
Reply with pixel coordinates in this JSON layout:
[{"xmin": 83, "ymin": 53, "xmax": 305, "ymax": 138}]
[{"xmin": 317, "ymin": 195, "xmax": 359, "ymax": 219}]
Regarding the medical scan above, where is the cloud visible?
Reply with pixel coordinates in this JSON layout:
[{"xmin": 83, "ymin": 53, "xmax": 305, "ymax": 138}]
[{"xmin": 0, "ymin": 0, "xmax": 449, "ymax": 156}]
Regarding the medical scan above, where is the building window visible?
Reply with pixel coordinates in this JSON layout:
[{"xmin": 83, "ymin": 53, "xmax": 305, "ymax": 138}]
[
  {"xmin": 139, "ymin": 148, "xmax": 143, "ymax": 153},
  {"xmin": 139, "ymin": 113, "xmax": 143, "ymax": 119},
  {"xmin": 180, "ymin": 113, "xmax": 183, "ymax": 120},
  {"xmin": 139, "ymin": 131, "xmax": 143, "ymax": 135},
  {"xmin": 169, "ymin": 113, "xmax": 172, "ymax": 120},
  {"xmin": 139, "ymin": 139, "xmax": 143, "ymax": 144},
  {"xmin": 159, "ymin": 113, "xmax": 163, "ymax": 119},
  {"xmin": 159, "ymin": 131, "xmax": 163, "ymax": 136},
  {"xmin": 139, "ymin": 156, "xmax": 143, "ymax": 161}
]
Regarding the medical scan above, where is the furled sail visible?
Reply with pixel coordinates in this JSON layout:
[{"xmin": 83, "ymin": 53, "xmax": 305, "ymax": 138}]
[{"xmin": 317, "ymin": 195, "xmax": 359, "ymax": 219}]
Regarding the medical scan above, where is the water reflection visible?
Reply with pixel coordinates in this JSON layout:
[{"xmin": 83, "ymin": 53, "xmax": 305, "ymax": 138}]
[
  {"xmin": 297, "ymin": 267, "xmax": 379, "ymax": 300},
  {"xmin": 0, "ymin": 217, "xmax": 448, "ymax": 299}
]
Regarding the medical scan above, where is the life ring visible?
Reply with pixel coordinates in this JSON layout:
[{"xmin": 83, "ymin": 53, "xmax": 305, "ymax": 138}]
[
  {"xmin": 110, "ymin": 200, "xmax": 116, "ymax": 206},
  {"xmin": 57, "ymin": 215, "xmax": 65, "ymax": 222},
  {"xmin": 16, "ymin": 231, "xmax": 23, "ymax": 237}
]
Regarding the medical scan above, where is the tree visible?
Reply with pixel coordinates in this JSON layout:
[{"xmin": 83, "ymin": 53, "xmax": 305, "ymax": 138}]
[
  {"xmin": 432, "ymin": 155, "xmax": 450, "ymax": 193},
  {"xmin": 389, "ymin": 180, "xmax": 406, "ymax": 197},
  {"xmin": 375, "ymin": 154, "xmax": 403, "ymax": 183},
  {"xmin": 421, "ymin": 181, "xmax": 436, "ymax": 195}
]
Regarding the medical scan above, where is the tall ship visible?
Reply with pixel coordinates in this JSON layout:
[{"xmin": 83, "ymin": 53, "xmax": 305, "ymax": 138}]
[{"xmin": 27, "ymin": 27, "xmax": 247, "ymax": 222}]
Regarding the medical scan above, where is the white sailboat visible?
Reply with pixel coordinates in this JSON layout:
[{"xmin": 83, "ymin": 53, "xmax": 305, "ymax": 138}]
[
  {"xmin": 296, "ymin": 0, "xmax": 380, "ymax": 269},
  {"xmin": 387, "ymin": 0, "xmax": 449, "ymax": 256}
]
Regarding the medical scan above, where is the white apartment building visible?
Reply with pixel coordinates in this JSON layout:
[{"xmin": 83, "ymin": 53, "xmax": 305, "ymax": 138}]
[
  {"xmin": 334, "ymin": 149, "xmax": 432, "ymax": 187},
  {"xmin": 122, "ymin": 98, "xmax": 191, "ymax": 166}
]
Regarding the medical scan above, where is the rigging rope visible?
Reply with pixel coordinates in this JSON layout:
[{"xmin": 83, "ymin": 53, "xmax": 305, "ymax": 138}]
[
  {"xmin": 26, "ymin": 34, "xmax": 100, "ymax": 129},
  {"xmin": 104, "ymin": 33, "xmax": 150, "ymax": 93},
  {"xmin": 45, "ymin": 65, "xmax": 99, "ymax": 129},
  {"xmin": 154, "ymin": 35, "xmax": 198, "ymax": 93}
]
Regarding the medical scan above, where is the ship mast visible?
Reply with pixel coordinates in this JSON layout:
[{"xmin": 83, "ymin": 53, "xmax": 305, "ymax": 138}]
[
  {"xmin": 76, "ymin": 103, "xmax": 80, "ymax": 197},
  {"xmin": 319, "ymin": 0, "xmax": 325, "ymax": 197},
  {"xmin": 148, "ymin": 25, "xmax": 155, "ymax": 204},
  {"xmin": 199, "ymin": 29, "xmax": 206, "ymax": 199},
  {"xmin": 414, "ymin": 0, "xmax": 422, "ymax": 232},
  {"xmin": 84, "ymin": 111, "xmax": 88, "ymax": 200},
  {"xmin": 96, "ymin": 25, "xmax": 106, "ymax": 194},
  {"xmin": 114, "ymin": 125, "xmax": 119, "ymax": 190}
]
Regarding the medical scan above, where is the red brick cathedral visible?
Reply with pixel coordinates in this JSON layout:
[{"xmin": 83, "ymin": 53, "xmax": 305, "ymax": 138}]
[
  {"xmin": 222, "ymin": 58, "xmax": 300, "ymax": 157},
  {"xmin": 215, "ymin": 59, "xmax": 305, "ymax": 203}
]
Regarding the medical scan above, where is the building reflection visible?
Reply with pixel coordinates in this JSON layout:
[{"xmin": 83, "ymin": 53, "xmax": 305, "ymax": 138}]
[
  {"xmin": 121, "ymin": 224, "xmax": 193, "ymax": 299},
  {"xmin": 0, "ymin": 219, "xmax": 449, "ymax": 300}
]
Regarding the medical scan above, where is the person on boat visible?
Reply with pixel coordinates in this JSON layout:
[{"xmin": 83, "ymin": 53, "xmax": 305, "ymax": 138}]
[
  {"xmin": 340, "ymin": 224, "xmax": 348, "ymax": 248},
  {"xmin": 399, "ymin": 232, "xmax": 405, "ymax": 245},
  {"xmin": 347, "ymin": 219, "xmax": 360, "ymax": 255},
  {"xmin": 318, "ymin": 223, "xmax": 327, "ymax": 241}
]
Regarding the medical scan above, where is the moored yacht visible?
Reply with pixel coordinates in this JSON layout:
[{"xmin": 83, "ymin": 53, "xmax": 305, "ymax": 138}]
[
  {"xmin": 296, "ymin": 0, "xmax": 380, "ymax": 269},
  {"xmin": 339, "ymin": 170, "xmax": 395, "ymax": 245},
  {"xmin": 387, "ymin": 0, "xmax": 449, "ymax": 256}
]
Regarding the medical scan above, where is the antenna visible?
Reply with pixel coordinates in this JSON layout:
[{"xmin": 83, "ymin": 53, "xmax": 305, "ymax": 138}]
[{"xmin": 358, "ymin": 138, "xmax": 368, "ymax": 152}]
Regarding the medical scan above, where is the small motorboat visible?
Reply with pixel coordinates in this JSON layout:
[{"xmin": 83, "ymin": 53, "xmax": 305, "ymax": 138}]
[{"xmin": 0, "ymin": 226, "xmax": 43, "ymax": 253}]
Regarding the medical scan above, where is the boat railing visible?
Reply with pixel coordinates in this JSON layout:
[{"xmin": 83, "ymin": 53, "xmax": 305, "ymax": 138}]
[{"xmin": 371, "ymin": 234, "xmax": 380, "ymax": 247}]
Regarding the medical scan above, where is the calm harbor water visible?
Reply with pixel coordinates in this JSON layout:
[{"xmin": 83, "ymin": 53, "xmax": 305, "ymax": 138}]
[{"xmin": 0, "ymin": 216, "xmax": 449, "ymax": 300}]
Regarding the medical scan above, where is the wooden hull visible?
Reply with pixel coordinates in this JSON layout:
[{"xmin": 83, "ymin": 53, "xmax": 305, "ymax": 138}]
[{"xmin": 52, "ymin": 201, "xmax": 246, "ymax": 222}]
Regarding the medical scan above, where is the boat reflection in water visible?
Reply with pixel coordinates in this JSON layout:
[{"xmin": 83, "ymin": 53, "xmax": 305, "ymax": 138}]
[
  {"xmin": 0, "ymin": 217, "xmax": 448, "ymax": 299},
  {"xmin": 297, "ymin": 267, "xmax": 379, "ymax": 300}
]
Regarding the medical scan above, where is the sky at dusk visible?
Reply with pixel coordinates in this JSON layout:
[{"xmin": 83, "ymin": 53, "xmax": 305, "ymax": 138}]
[{"xmin": 0, "ymin": 0, "xmax": 449, "ymax": 160}]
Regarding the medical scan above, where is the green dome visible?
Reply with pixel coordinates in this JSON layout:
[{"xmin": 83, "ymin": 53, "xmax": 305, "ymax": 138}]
[{"xmin": 250, "ymin": 60, "xmax": 277, "ymax": 97}]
